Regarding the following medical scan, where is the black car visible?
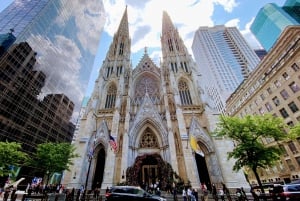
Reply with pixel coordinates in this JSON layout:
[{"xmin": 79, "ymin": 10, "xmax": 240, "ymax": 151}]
[
  {"xmin": 272, "ymin": 184, "xmax": 300, "ymax": 201},
  {"xmin": 105, "ymin": 186, "xmax": 167, "ymax": 201}
]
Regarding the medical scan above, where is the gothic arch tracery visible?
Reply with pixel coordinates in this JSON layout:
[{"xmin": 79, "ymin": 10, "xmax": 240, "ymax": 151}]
[
  {"xmin": 139, "ymin": 127, "xmax": 159, "ymax": 148},
  {"xmin": 105, "ymin": 83, "xmax": 117, "ymax": 108},
  {"xmin": 134, "ymin": 74, "xmax": 160, "ymax": 98},
  {"xmin": 178, "ymin": 79, "xmax": 192, "ymax": 105}
]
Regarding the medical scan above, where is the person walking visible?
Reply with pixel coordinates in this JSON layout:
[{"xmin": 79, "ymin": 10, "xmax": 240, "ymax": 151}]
[
  {"xmin": 219, "ymin": 188, "xmax": 225, "ymax": 201},
  {"xmin": 222, "ymin": 183, "xmax": 232, "ymax": 201},
  {"xmin": 212, "ymin": 184, "xmax": 218, "ymax": 201},
  {"xmin": 201, "ymin": 183, "xmax": 208, "ymax": 201},
  {"xmin": 182, "ymin": 187, "xmax": 187, "ymax": 201},
  {"xmin": 173, "ymin": 186, "xmax": 178, "ymax": 201}
]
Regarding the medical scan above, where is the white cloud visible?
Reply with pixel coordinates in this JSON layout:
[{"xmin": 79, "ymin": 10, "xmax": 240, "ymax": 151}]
[
  {"xmin": 101, "ymin": 0, "xmax": 241, "ymax": 60},
  {"xmin": 101, "ymin": 0, "xmax": 218, "ymax": 60},
  {"xmin": 225, "ymin": 18, "xmax": 240, "ymax": 28},
  {"xmin": 56, "ymin": 0, "xmax": 106, "ymax": 55},
  {"xmin": 240, "ymin": 18, "xmax": 263, "ymax": 49},
  {"xmin": 27, "ymin": 34, "xmax": 84, "ymax": 122}
]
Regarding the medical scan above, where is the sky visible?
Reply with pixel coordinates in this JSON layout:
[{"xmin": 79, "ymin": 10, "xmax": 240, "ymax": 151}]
[{"xmin": 0, "ymin": 0, "xmax": 286, "ymax": 97}]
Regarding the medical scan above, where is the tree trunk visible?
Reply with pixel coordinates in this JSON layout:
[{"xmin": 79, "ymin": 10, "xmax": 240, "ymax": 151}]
[{"xmin": 252, "ymin": 167, "xmax": 265, "ymax": 193}]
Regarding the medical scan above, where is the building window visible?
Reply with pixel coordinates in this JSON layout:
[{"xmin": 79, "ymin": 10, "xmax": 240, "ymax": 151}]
[
  {"xmin": 289, "ymin": 81, "xmax": 300, "ymax": 93},
  {"xmin": 288, "ymin": 141, "xmax": 298, "ymax": 154},
  {"xmin": 260, "ymin": 93, "xmax": 265, "ymax": 101},
  {"xmin": 292, "ymin": 63, "xmax": 299, "ymax": 72},
  {"xmin": 280, "ymin": 89, "xmax": 290, "ymax": 100},
  {"xmin": 272, "ymin": 96, "xmax": 280, "ymax": 106},
  {"xmin": 279, "ymin": 108, "xmax": 289, "ymax": 118},
  {"xmin": 286, "ymin": 159, "xmax": 295, "ymax": 171},
  {"xmin": 279, "ymin": 145, "xmax": 288, "ymax": 157},
  {"xmin": 287, "ymin": 121, "xmax": 294, "ymax": 127},
  {"xmin": 267, "ymin": 87, "xmax": 272, "ymax": 94},
  {"xmin": 105, "ymin": 84, "xmax": 117, "ymax": 108},
  {"xmin": 265, "ymin": 102, "xmax": 273, "ymax": 112},
  {"xmin": 259, "ymin": 107, "xmax": 265, "ymax": 114},
  {"xmin": 288, "ymin": 101, "xmax": 299, "ymax": 113},
  {"xmin": 178, "ymin": 80, "xmax": 192, "ymax": 105},
  {"xmin": 282, "ymin": 72, "xmax": 290, "ymax": 80},
  {"xmin": 274, "ymin": 80, "xmax": 281, "ymax": 88}
]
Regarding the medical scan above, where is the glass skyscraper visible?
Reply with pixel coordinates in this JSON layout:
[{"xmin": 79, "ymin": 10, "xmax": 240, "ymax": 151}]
[
  {"xmin": 250, "ymin": 0, "xmax": 300, "ymax": 51},
  {"xmin": 192, "ymin": 25, "xmax": 261, "ymax": 113},
  {"xmin": 0, "ymin": 0, "xmax": 105, "ymax": 178}
]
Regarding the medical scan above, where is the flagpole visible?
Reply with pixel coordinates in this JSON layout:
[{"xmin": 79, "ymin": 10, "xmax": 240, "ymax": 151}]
[{"xmin": 84, "ymin": 112, "xmax": 97, "ymax": 196}]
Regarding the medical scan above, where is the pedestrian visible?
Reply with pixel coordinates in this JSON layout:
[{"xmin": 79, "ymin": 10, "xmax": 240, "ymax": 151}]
[
  {"xmin": 236, "ymin": 188, "xmax": 242, "ymax": 201},
  {"xmin": 192, "ymin": 189, "xmax": 198, "ymax": 201},
  {"xmin": 201, "ymin": 183, "xmax": 208, "ymax": 201},
  {"xmin": 173, "ymin": 186, "xmax": 178, "ymax": 201},
  {"xmin": 182, "ymin": 187, "xmax": 187, "ymax": 201},
  {"xmin": 222, "ymin": 182, "xmax": 232, "ymax": 201},
  {"xmin": 241, "ymin": 187, "xmax": 248, "ymax": 201},
  {"xmin": 219, "ymin": 188, "xmax": 225, "ymax": 201},
  {"xmin": 250, "ymin": 188, "xmax": 259, "ymax": 201},
  {"xmin": 212, "ymin": 184, "xmax": 218, "ymax": 201}
]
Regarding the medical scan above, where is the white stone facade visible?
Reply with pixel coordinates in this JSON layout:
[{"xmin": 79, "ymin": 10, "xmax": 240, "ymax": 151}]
[{"xmin": 62, "ymin": 8, "xmax": 248, "ymax": 191}]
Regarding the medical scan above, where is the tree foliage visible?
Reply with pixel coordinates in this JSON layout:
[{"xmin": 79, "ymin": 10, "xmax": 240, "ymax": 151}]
[
  {"xmin": 30, "ymin": 142, "xmax": 79, "ymax": 180},
  {"xmin": 214, "ymin": 114, "xmax": 289, "ymax": 192},
  {"xmin": 0, "ymin": 141, "xmax": 28, "ymax": 177},
  {"xmin": 289, "ymin": 123, "xmax": 300, "ymax": 139}
]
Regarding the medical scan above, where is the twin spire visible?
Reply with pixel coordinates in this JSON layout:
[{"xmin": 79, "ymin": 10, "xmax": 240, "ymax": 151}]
[{"xmin": 106, "ymin": 6, "xmax": 188, "ymax": 66}]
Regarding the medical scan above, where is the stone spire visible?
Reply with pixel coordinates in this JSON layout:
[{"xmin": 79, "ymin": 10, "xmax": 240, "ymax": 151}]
[
  {"xmin": 106, "ymin": 6, "xmax": 131, "ymax": 60},
  {"xmin": 161, "ymin": 11, "xmax": 189, "ymax": 58},
  {"xmin": 117, "ymin": 5, "xmax": 129, "ymax": 38}
]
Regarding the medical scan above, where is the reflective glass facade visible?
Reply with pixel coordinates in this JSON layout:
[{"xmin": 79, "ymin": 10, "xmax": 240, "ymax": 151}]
[
  {"xmin": 192, "ymin": 26, "xmax": 261, "ymax": 113},
  {"xmin": 250, "ymin": 0, "xmax": 300, "ymax": 51},
  {"xmin": 0, "ymin": 0, "xmax": 105, "ymax": 157}
]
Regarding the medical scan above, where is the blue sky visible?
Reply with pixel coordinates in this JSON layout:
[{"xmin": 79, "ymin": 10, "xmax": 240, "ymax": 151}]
[{"xmin": 0, "ymin": 0, "xmax": 286, "ymax": 97}]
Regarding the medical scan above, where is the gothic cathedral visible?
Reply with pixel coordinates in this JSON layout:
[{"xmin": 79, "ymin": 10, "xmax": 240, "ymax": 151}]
[{"xmin": 63, "ymin": 8, "xmax": 248, "ymax": 190}]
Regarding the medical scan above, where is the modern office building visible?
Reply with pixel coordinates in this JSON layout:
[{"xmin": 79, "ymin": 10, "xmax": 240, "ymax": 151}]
[
  {"xmin": 0, "ymin": 31, "xmax": 16, "ymax": 56},
  {"xmin": 226, "ymin": 26, "xmax": 300, "ymax": 184},
  {"xmin": 62, "ymin": 7, "xmax": 248, "ymax": 191},
  {"xmin": 254, "ymin": 49, "xmax": 268, "ymax": 60},
  {"xmin": 0, "ymin": 0, "xmax": 105, "ymax": 179},
  {"xmin": 250, "ymin": 0, "xmax": 300, "ymax": 51},
  {"xmin": 191, "ymin": 25, "xmax": 261, "ymax": 113}
]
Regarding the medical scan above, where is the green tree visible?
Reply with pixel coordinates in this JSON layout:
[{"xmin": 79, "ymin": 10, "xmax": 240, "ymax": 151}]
[
  {"xmin": 31, "ymin": 142, "xmax": 79, "ymax": 184},
  {"xmin": 0, "ymin": 141, "xmax": 28, "ymax": 177},
  {"xmin": 214, "ymin": 114, "xmax": 289, "ymax": 193},
  {"xmin": 289, "ymin": 123, "xmax": 300, "ymax": 139}
]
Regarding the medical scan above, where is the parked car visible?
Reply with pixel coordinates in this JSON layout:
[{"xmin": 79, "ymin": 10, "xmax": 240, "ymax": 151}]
[
  {"xmin": 105, "ymin": 186, "xmax": 167, "ymax": 201},
  {"xmin": 271, "ymin": 184, "xmax": 300, "ymax": 201}
]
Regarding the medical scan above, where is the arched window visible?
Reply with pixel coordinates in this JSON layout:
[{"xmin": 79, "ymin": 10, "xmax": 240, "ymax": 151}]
[
  {"xmin": 105, "ymin": 84, "xmax": 117, "ymax": 108},
  {"xmin": 178, "ymin": 80, "xmax": 192, "ymax": 105},
  {"xmin": 139, "ymin": 128, "xmax": 159, "ymax": 148}
]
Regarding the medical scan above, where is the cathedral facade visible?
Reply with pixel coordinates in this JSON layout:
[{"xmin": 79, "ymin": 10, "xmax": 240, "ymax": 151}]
[{"xmin": 62, "ymin": 8, "xmax": 248, "ymax": 191}]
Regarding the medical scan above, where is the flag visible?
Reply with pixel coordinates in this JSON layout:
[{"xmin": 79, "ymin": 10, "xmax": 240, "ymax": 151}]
[
  {"xmin": 109, "ymin": 135, "xmax": 118, "ymax": 153},
  {"xmin": 190, "ymin": 134, "xmax": 204, "ymax": 157}
]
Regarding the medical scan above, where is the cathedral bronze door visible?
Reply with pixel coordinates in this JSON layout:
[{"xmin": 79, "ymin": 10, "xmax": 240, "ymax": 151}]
[
  {"xmin": 126, "ymin": 153, "xmax": 175, "ymax": 188},
  {"xmin": 142, "ymin": 165, "xmax": 158, "ymax": 186}
]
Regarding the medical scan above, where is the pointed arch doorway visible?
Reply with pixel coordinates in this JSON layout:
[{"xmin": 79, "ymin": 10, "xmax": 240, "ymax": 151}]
[
  {"xmin": 92, "ymin": 147, "xmax": 106, "ymax": 189},
  {"xmin": 126, "ymin": 154, "xmax": 174, "ymax": 189},
  {"xmin": 194, "ymin": 140, "xmax": 211, "ymax": 190}
]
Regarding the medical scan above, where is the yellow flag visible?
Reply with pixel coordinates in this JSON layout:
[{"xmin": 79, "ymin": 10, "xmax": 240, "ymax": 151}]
[{"xmin": 190, "ymin": 135, "xmax": 204, "ymax": 157}]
